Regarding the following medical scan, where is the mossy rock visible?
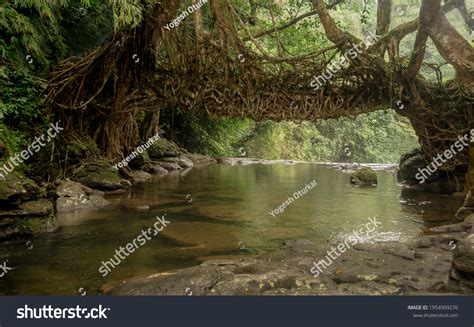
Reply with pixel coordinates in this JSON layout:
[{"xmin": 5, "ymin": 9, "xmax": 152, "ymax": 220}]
[
  {"xmin": 0, "ymin": 171, "xmax": 41, "ymax": 202},
  {"xmin": 72, "ymin": 159, "xmax": 131, "ymax": 191},
  {"xmin": 350, "ymin": 167, "xmax": 378, "ymax": 187},
  {"xmin": 148, "ymin": 139, "xmax": 181, "ymax": 159}
]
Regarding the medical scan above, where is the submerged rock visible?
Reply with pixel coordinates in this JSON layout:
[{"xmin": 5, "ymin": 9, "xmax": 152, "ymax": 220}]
[{"xmin": 350, "ymin": 167, "xmax": 378, "ymax": 186}]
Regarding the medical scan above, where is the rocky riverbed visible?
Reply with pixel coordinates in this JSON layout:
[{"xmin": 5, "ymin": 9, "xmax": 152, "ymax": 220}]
[{"xmin": 100, "ymin": 215, "xmax": 474, "ymax": 296}]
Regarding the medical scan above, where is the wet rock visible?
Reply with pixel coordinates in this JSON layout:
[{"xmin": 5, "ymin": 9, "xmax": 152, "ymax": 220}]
[
  {"xmin": 430, "ymin": 222, "xmax": 472, "ymax": 233},
  {"xmin": 448, "ymin": 236, "xmax": 474, "ymax": 292},
  {"xmin": 56, "ymin": 180, "xmax": 86, "ymax": 198},
  {"xmin": 452, "ymin": 236, "xmax": 474, "ymax": 274},
  {"xmin": 350, "ymin": 167, "xmax": 377, "ymax": 186},
  {"xmin": 397, "ymin": 149, "xmax": 434, "ymax": 185},
  {"xmin": 129, "ymin": 170, "xmax": 153, "ymax": 183},
  {"xmin": 156, "ymin": 161, "xmax": 182, "ymax": 171},
  {"xmin": 18, "ymin": 198, "xmax": 54, "ymax": 216},
  {"xmin": 216, "ymin": 158, "xmax": 238, "ymax": 166},
  {"xmin": 0, "ymin": 198, "xmax": 54, "ymax": 218},
  {"xmin": 56, "ymin": 196, "xmax": 94, "ymax": 212},
  {"xmin": 142, "ymin": 163, "xmax": 168, "ymax": 176},
  {"xmin": 186, "ymin": 154, "xmax": 216, "ymax": 166},
  {"xmin": 72, "ymin": 160, "xmax": 131, "ymax": 191},
  {"xmin": 159, "ymin": 156, "xmax": 194, "ymax": 169},
  {"xmin": 56, "ymin": 180, "xmax": 109, "ymax": 213},
  {"xmin": 89, "ymin": 195, "xmax": 110, "ymax": 207}
]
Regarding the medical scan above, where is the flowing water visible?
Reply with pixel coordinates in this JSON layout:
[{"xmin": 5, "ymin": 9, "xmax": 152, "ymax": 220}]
[{"xmin": 0, "ymin": 162, "xmax": 463, "ymax": 295}]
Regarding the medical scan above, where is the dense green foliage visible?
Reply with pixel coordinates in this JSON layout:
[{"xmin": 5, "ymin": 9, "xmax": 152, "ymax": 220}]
[
  {"xmin": 3, "ymin": 0, "xmax": 468, "ymax": 167},
  {"xmin": 163, "ymin": 108, "xmax": 418, "ymax": 163}
]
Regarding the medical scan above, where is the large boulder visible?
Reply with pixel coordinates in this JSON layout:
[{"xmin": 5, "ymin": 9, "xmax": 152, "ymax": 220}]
[
  {"xmin": 350, "ymin": 167, "xmax": 378, "ymax": 186},
  {"xmin": 72, "ymin": 160, "xmax": 131, "ymax": 192},
  {"xmin": 397, "ymin": 148, "xmax": 436, "ymax": 185}
]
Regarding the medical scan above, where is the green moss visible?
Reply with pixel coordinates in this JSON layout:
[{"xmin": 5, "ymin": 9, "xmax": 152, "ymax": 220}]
[
  {"xmin": 352, "ymin": 167, "xmax": 378, "ymax": 183},
  {"xmin": 17, "ymin": 218, "xmax": 45, "ymax": 234}
]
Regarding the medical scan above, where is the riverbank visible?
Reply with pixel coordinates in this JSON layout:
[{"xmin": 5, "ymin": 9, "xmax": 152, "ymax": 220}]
[{"xmin": 100, "ymin": 218, "xmax": 474, "ymax": 295}]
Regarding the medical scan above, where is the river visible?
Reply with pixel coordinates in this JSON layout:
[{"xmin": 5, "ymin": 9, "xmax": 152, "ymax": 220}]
[{"xmin": 0, "ymin": 162, "xmax": 462, "ymax": 295}]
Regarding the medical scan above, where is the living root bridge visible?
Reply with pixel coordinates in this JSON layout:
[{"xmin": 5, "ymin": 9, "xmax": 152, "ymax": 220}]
[{"xmin": 46, "ymin": 0, "xmax": 474, "ymax": 173}]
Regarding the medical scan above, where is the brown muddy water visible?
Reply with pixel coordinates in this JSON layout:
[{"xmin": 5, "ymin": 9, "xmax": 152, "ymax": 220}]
[{"xmin": 0, "ymin": 163, "xmax": 463, "ymax": 295}]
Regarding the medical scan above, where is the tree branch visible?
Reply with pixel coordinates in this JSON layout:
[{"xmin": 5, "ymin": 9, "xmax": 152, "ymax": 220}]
[
  {"xmin": 405, "ymin": 0, "xmax": 441, "ymax": 80},
  {"xmin": 244, "ymin": 0, "xmax": 343, "ymax": 41},
  {"xmin": 376, "ymin": 0, "xmax": 392, "ymax": 36}
]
